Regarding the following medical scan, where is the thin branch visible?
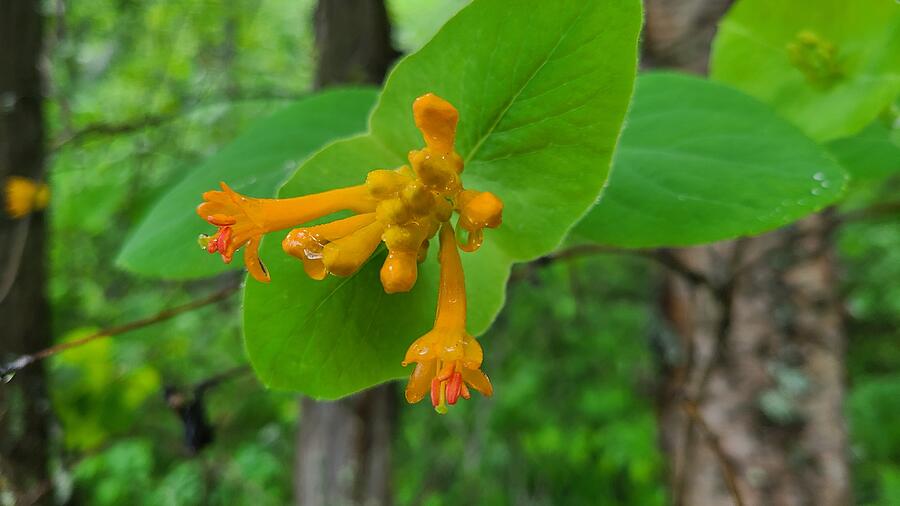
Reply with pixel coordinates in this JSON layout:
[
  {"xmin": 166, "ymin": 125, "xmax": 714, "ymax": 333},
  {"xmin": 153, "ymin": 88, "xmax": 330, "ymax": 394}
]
[
  {"xmin": 52, "ymin": 114, "xmax": 174, "ymax": 149},
  {"xmin": 51, "ymin": 92, "xmax": 308, "ymax": 150},
  {"xmin": 681, "ymin": 400, "xmax": 745, "ymax": 506},
  {"xmin": 536, "ymin": 244, "xmax": 717, "ymax": 289},
  {"xmin": 0, "ymin": 283, "xmax": 240, "ymax": 379},
  {"xmin": 0, "ymin": 215, "xmax": 32, "ymax": 305},
  {"xmin": 836, "ymin": 200, "xmax": 900, "ymax": 224},
  {"xmin": 194, "ymin": 364, "xmax": 252, "ymax": 393}
]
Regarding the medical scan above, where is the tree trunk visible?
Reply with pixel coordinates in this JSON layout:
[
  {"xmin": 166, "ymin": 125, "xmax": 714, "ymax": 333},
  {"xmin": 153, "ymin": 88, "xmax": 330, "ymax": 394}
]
[
  {"xmin": 312, "ymin": 0, "xmax": 399, "ymax": 89},
  {"xmin": 0, "ymin": 1, "xmax": 52, "ymax": 504},
  {"xmin": 296, "ymin": 388, "xmax": 396, "ymax": 506},
  {"xmin": 294, "ymin": 2, "xmax": 398, "ymax": 505},
  {"xmin": 644, "ymin": 1, "xmax": 851, "ymax": 505}
]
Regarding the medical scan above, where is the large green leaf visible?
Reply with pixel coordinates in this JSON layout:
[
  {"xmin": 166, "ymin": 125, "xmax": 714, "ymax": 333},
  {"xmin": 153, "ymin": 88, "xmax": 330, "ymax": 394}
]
[
  {"xmin": 710, "ymin": 0, "xmax": 900, "ymax": 142},
  {"xmin": 827, "ymin": 118, "xmax": 900, "ymax": 182},
  {"xmin": 116, "ymin": 88, "xmax": 378, "ymax": 278},
  {"xmin": 243, "ymin": 0, "xmax": 642, "ymax": 397},
  {"xmin": 572, "ymin": 72, "xmax": 847, "ymax": 248}
]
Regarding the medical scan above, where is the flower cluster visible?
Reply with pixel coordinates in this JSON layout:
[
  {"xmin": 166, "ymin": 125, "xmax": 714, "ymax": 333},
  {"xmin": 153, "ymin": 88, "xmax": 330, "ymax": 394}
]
[
  {"xmin": 197, "ymin": 93, "xmax": 503, "ymax": 413},
  {"xmin": 4, "ymin": 176, "xmax": 49, "ymax": 218}
]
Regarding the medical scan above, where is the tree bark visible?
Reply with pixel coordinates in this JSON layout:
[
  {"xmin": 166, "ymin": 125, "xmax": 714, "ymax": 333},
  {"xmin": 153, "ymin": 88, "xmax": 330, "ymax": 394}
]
[
  {"xmin": 644, "ymin": 1, "xmax": 851, "ymax": 505},
  {"xmin": 312, "ymin": 0, "xmax": 399, "ymax": 89},
  {"xmin": 296, "ymin": 387, "xmax": 396, "ymax": 506},
  {"xmin": 294, "ymin": 2, "xmax": 398, "ymax": 505},
  {"xmin": 0, "ymin": 1, "xmax": 52, "ymax": 504}
]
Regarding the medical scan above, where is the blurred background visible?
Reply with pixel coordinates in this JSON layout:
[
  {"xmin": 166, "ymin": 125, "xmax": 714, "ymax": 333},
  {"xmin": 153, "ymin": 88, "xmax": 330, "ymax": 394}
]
[{"xmin": 1, "ymin": 0, "xmax": 898, "ymax": 505}]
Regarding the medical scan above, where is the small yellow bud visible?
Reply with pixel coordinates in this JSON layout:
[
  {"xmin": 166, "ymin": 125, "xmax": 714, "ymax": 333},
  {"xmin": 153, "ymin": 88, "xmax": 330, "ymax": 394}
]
[
  {"xmin": 376, "ymin": 197, "xmax": 411, "ymax": 225},
  {"xmin": 401, "ymin": 181, "xmax": 433, "ymax": 215},
  {"xmin": 381, "ymin": 250, "xmax": 418, "ymax": 293},
  {"xmin": 366, "ymin": 169, "xmax": 411, "ymax": 199}
]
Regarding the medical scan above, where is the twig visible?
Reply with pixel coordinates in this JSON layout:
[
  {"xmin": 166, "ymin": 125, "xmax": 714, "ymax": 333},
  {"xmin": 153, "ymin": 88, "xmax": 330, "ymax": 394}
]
[
  {"xmin": 835, "ymin": 200, "xmax": 900, "ymax": 224},
  {"xmin": 52, "ymin": 114, "xmax": 173, "ymax": 149},
  {"xmin": 537, "ymin": 243, "xmax": 716, "ymax": 289},
  {"xmin": 681, "ymin": 400, "xmax": 745, "ymax": 506},
  {"xmin": 51, "ymin": 92, "xmax": 307, "ymax": 150},
  {"xmin": 0, "ymin": 214, "xmax": 32, "ymax": 305},
  {"xmin": 0, "ymin": 283, "xmax": 240, "ymax": 378},
  {"xmin": 194, "ymin": 364, "xmax": 252, "ymax": 393}
]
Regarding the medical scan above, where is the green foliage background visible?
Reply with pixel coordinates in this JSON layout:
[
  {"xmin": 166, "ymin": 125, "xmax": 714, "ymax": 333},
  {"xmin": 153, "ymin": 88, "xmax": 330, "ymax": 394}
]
[{"xmin": 40, "ymin": 0, "xmax": 900, "ymax": 504}]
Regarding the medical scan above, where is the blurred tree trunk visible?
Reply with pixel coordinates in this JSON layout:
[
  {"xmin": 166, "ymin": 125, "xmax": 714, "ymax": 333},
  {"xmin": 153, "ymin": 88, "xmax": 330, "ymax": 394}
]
[
  {"xmin": 645, "ymin": 1, "xmax": 851, "ymax": 505},
  {"xmin": 294, "ymin": 2, "xmax": 398, "ymax": 506},
  {"xmin": 0, "ymin": 1, "xmax": 52, "ymax": 505},
  {"xmin": 312, "ymin": 0, "xmax": 398, "ymax": 89}
]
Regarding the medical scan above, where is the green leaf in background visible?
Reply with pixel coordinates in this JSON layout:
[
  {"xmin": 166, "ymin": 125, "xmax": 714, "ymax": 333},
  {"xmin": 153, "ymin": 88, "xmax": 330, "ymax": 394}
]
[
  {"xmin": 243, "ymin": 0, "xmax": 642, "ymax": 397},
  {"xmin": 116, "ymin": 88, "xmax": 378, "ymax": 278},
  {"xmin": 710, "ymin": 0, "xmax": 900, "ymax": 142},
  {"xmin": 828, "ymin": 118, "xmax": 900, "ymax": 182},
  {"xmin": 572, "ymin": 72, "xmax": 847, "ymax": 248}
]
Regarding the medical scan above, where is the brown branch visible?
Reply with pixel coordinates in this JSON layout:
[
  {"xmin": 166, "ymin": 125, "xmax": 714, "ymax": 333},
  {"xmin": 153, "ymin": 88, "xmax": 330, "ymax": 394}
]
[
  {"xmin": 52, "ymin": 114, "xmax": 174, "ymax": 149},
  {"xmin": 536, "ymin": 244, "xmax": 717, "ymax": 289},
  {"xmin": 681, "ymin": 400, "xmax": 745, "ymax": 506},
  {"xmin": 0, "ymin": 283, "xmax": 240, "ymax": 379},
  {"xmin": 194, "ymin": 364, "xmax": 252, "ymax": 393},
  {"xmin": 836, "ymin": 200, "xmax": 900, "ymax": 224},
  {"xmin": 51, "ymin": 92, "xmax": 308, "ymax": 150}
]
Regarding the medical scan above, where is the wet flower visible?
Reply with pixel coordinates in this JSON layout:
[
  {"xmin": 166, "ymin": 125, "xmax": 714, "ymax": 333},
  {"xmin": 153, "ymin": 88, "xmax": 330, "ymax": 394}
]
[
  {"xmin": 197, "ymin": 182, "xmax": 375, "ymax": 282},
  {"xmin": 196, "ymin": 93, "xmax": 503, "ymax": 412},
  {"xmin": 402, "ymin": 224, "xmax": 493, "ymax": 414},
  {"xmin": 4, "ymin": 176, "xmax": 49, "ymax": 219}
]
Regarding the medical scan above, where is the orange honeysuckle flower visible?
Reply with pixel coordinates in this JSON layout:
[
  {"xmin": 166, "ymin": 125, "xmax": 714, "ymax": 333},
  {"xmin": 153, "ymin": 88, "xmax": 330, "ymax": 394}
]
[
  {"xmin": 196, "ymin": 93, "xmax": 502, "ymax": 412},
  {"xmin": 197, "ymin": 182, "xmax": 376, "ymax": 282},
  {"xmin": 402, "ymin": 223, "xmax": 492, "ymax": 414},
  {"xmin": 4, "ymin": 176, "xmax": 49, "ymax": 219}
]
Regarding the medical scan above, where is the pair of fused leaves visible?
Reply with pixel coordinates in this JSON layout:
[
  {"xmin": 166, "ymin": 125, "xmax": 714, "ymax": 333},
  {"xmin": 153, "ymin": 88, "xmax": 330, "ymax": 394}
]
[
  {"xmin": 122, "ymin": 0, "xmax": 643, "ymax": 397},
  {"xmin": 120, "ymin": 0, "xmax": 894, "ymax": 398}
]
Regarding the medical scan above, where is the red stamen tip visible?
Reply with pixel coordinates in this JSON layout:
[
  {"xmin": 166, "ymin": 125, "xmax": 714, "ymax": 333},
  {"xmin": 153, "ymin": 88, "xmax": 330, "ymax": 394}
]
[
  {"xmin": 446, "ymin": 371, "xmax": 463, "ymax": 405},
  {"xmin": 216, "ymin": 227, "xmax": 232, "ymax": 255},
  {"xmin": 206, "ymin": 235, "xmax": 218, "ymax": 253}
]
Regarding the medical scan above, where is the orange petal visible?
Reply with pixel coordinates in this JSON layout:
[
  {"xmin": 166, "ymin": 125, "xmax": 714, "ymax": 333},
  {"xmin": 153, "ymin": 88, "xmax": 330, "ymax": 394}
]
[
  {"xmin": 461, "ymin": 367, "xmax": 493, "ymax": 397},
  {"xmin": 405, "ymin": 360, "xmax": 436, "ymax": 404},
  {"xmin": 244, "ymin": 236, "xmax": 270, "ymax": 283},
  {"xmin": 403, "ymin": 332, "xmax": 438, "ymax": 365},
  {"xmin": 461, "ymin": 336, "xmax": 483, "ymax": 369}
]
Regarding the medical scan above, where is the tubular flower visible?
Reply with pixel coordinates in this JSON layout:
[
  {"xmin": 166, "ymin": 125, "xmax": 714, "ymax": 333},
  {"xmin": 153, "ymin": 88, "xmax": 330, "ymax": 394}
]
[
  {"xmin": 403, "ymin": 223, "xmax": 492, "ymax": 414},
  {"xmin": 196, "ymin": 93, "xmax": 503, "ymax": 412},
  {"xmin": 4, "ymin": 176, "xmax": 49, "ymax": 219},
  {"xmin": 197, "ymin": 182, "xmax": 375, "ymax": 282}
]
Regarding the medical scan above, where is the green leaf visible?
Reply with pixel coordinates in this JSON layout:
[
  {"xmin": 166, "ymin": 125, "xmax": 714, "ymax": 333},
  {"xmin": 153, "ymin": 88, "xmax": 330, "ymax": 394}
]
[
  {"xmin": 116, "ymin": 88, "xmax": 378, "ymax": 278},
  {"xmin": 827, "ymin": 118, "xmax": 900, "ymax": 182},
  {"xmin": 243, "ymin": 0, "xmax": 642, "ymax": 398},
  {"xmin": 710, "ymin": 0, "xmax": 900, "ymax": 142},
  {"xmin": 572, "ymin": 72, "xmax": 847, "ymax": 248}
]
